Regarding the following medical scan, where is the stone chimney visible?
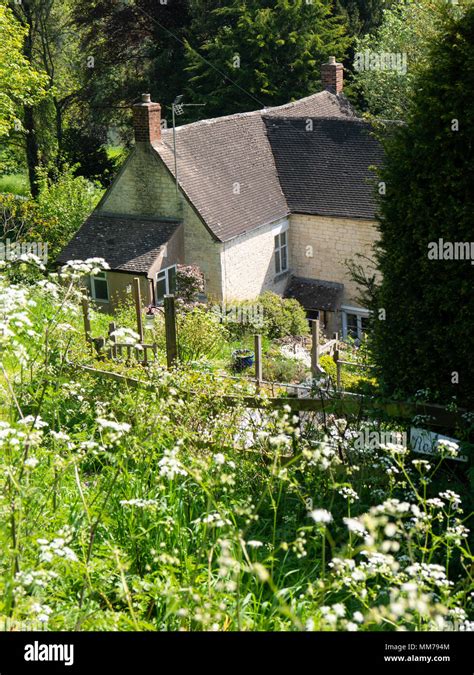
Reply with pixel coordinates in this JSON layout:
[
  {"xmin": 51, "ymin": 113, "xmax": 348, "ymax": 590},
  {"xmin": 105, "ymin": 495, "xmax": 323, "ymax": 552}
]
[
  {"xmin": 321, "ymin": 56, "xmax": 344, "ymax": 94},
  {"xmin": 133, "ymin": 93, "xmax": 161, "ymax": 144}
]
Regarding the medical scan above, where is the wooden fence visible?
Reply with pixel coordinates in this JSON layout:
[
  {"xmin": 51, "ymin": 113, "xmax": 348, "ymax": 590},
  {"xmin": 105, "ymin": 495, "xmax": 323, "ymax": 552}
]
[
  {"xmin": 79, "ymin": 285, "xmax": 469, "ymax": 434},
  {"xmin": 66, "ymin": 359, "xmax": 470, "ymax": 434},
  {"xmin": 82, "ymin": 285, "xmax": 178, "ymax": 368}
]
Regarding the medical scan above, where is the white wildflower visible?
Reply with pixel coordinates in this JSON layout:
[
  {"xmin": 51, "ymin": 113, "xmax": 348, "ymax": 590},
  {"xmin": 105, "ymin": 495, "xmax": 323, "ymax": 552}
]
[
  {"xmin": 309, "ymin": 509, "xmax": 333, "ymax": 524},
  {"xmin": 338, "ymin": 487, "xmax": 359, "ymax": 503},
  {"xmin": 24, "ymin": 457, "xmax": 39, "ymax": 469}
]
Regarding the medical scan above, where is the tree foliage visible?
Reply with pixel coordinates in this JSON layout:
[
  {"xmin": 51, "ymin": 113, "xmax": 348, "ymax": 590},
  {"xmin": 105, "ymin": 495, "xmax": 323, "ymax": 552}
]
[
  {"xmin": 0, "ymin": 166, "xmax": 101, "ymax": 263},
  {"xmin": 351, "ymin": 0, "xmax": 450, "ymax": 120},
  {"xmin": 184, "ymin": 0, "xmax": 350, "ymax": 118},
  {"xmin": 333, "ymin": 0, "xmax": 394, "ymax": 37},
  {"xmin": 369, "ymin": 4, "xmax": 474, "ymax": 407},
  {"xmin": 0, "ymin": 3, "xmax": 47, "ymax": 139}
]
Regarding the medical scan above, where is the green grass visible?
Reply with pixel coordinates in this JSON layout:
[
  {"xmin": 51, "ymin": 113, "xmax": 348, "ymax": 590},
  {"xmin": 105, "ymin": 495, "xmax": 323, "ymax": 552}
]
[
  {"xmin": 0, "ymin": 172, "xmax": 30, "ymax": 197},
  {"xmin": 0, "ymin": 266, "xmax": 472, "ymax": 631}
]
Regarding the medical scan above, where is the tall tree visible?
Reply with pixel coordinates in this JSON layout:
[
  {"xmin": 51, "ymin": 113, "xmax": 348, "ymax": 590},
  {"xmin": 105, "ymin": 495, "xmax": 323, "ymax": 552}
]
[
  {"xmin": 333, "ymin": 0, "xmax": 394, "ymax": 37},
  {"xmin": 369, "ymin": 4, "xmax": 474, "ymax": 407},
  {"xmin": 73, "ymin": 0, "xmax": 192, "ymax": 134},
  {"xmin": 184, "ymin": 0, "xmax": 350, "ymax": 118},
  {"xmin": 0, "ymin": 2, "xmax": 47, "ymax": 185},
  {"xmin": 7, "ymin": 0, "xmax": 84, "ymax": 195},
  {"xmin": 351, "ymin": 0, "xmax": 448, "ymax": 120}
]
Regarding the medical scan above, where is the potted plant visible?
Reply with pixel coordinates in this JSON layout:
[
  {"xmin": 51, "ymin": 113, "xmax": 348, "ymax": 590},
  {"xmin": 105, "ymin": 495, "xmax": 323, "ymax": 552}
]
[{"xmin": 232, "ymin": 348, "xmax": 255, "ymax": 371}]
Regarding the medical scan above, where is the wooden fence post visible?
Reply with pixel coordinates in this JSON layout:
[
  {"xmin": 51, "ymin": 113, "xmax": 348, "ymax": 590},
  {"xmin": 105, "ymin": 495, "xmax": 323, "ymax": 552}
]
[
  {"xmin": 311, "ymin": 319, "xmax": 320, "ymax": 377},
  {"xmin": 108, "ymin": 322, "xmax": 116, "ymax": 359},
  {"xmin": 332, "ymin": 331, "xmax": 341, "ymax": 389},
  {"xmin": 164, "ymin": 294, "xmax": 178, "ymax": 367},
  {"xmin": 254, "ymin": 334, "xmax": 262, "ymax": 392},
  {"xmin": 148, "ymin": 277, "xmax": 155, "ymax": 306},
  {"xmin": 81, "ymin": 298, "xmax": 92, "ymax": 349},
  {"xmin": 133, "ymin": 277, "xmax": 144, "ymax": 343}
]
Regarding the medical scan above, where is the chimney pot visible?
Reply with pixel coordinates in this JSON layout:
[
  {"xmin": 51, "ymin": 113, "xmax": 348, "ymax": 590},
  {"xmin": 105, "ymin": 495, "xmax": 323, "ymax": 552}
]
[{"xmin": 142, "ymin": 93, "xmax": 151, "ymax": 103}]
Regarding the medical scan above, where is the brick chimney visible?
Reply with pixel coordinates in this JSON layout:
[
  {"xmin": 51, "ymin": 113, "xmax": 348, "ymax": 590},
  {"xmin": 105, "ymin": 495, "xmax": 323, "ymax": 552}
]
[
  {"xmin": 133, "ymin": 93, "xmax": 161, "ymax": 144},
  {"xmin": 321, "ymin": 56, "xmax": 344, "ymax": 94}
]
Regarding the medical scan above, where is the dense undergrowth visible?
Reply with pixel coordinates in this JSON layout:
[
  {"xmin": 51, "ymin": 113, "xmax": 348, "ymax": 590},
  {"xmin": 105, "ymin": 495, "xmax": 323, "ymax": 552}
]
[{"xmin": 0, "ymin": 259, "xmax": 472, "ymax": 631}]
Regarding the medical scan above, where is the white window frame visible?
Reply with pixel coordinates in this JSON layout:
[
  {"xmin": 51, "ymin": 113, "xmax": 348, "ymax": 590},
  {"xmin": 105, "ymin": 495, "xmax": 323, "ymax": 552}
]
[
  {"xmin": 341, "ymin": 306, "xmax": 371, "ymax": 340},
  {"xmin": 90, "ymin": 271, "xmax": 109, "ymax": 303},
  {"xmin": 156, "ymin": 264, "xmax": 177, "ymax": 302},
  {"xmin": 274, "ymin": 228, "xmax": 289, "ymax": 275}
]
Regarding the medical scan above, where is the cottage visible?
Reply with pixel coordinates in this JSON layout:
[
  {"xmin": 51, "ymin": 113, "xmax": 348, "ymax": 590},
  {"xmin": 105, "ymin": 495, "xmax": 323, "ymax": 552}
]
[{"xmin": 58, "ymin": 57, "xmax": 383, "ymax": 339}]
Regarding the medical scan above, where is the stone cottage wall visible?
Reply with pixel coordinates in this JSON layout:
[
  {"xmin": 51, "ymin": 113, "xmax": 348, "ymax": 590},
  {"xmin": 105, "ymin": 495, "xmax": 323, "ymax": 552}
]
[
  {"xmin": 289, "ymin": 214, "xmax": 380, "ymax": 308},
  {"xmin": 98, "ymin": 146, "xmax": 223, "ymax": 299},
  {"xmin": 221, "ymin": 217, "xmax": 290, "ymax": 301}
]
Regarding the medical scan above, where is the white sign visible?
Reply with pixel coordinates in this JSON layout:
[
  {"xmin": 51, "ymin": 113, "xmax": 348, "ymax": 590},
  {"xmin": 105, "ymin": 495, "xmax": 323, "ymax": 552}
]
[{"xmin": 410, "ymin": 428, "xmax": 468, "ymax": 463}]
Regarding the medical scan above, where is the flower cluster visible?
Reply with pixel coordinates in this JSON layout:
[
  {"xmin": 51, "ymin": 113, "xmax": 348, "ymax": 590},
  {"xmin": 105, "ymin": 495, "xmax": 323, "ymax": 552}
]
[
  {"xmin": 37, "ymin": 537, "xmax": 78, "ymax": 563},
  {"xmin": 158, "ymin": 447, "xmax": 187, "ymax": 480}
]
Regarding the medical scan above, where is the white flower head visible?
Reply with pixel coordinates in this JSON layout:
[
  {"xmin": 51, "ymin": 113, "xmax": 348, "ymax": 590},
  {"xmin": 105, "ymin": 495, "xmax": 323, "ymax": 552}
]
[
  {"xmin": 309, "ymin": 509, "xmax": 333, "ymax": 524},
  {"xmin": 24, "ymin": 457, "xmax": 39, "ymax": 469}
]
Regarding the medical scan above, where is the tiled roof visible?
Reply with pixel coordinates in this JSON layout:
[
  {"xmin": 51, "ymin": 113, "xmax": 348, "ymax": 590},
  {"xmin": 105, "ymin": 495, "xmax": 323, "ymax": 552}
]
[
  {"xmin": 154, "ymin": 91, "xmax": 355, "ymax": 242},
  {"xmin": 263, "ymin": 116, "xmax": 383, "ymax": 220},
  {"xmin": 57, "ymin": 212, "xmax": 181, "ymax": 274},
  {"xmin": 285, "ymin": 276, "xmax": 344, "ymax": 312}
]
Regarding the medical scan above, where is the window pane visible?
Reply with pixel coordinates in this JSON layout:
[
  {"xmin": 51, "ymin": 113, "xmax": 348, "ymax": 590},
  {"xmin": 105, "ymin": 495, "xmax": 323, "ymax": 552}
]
[
  {"xmin": 168, "ymin": 266, "xmax": 177, "ymax": 294},
  {"xmin": 274, "ymin": 234, "xmax": 279, "ymax": 250},
  {"xmin": 281, "ymin": 244, "xmax": 287, "ymax": 271},
  {"xmin": 280, "ymin": 231, "xmax": 286, "ymax": 246},
  {"xmin": 93, "ymin": 278, "xmax": 108, "ymax": 301},
  {"xmin": 275, "ymin": 250, "xmax": 281, "ymax": 274},
  {"xmin": 346, "ymin": 313, "xmax": 358, "ymax": 338},
  {"xmin": 156, "ymin": 277, "xmax": 167, "ymax": 301}
]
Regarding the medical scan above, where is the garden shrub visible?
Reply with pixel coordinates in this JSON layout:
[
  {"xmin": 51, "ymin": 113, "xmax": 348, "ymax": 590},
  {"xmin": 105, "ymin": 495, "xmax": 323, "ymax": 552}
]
[
  {"xmin": 35, "ymin": 165, "xmax": 102, "ymax": 261},
  {"xmin": 369, "ymin": 6, "xmax": 474, "ymax": 407},
  {"xmin": 221, "ymin": 292, "xmax": 309, "ymax": 341},
  {"xmin": 176, "ymin": 264, "xmax": 205, "ymax": 304},
  {"xmin": 176, "ymin": 306, "xmax": 228, "ymax": 362},
  {"xmin": 263, "ymin": 347, "xmax": 309, "ymax": 383},
  {"xmin": 259, "ymin": 292, "xmax": 309, "ymax": 339},
  {"xmin": 0, "ymin": 167, "xmax": 102, "ymax": 267},
  {"xmin": 319, "ymin": 353, "xmax": 377, "ymax": 393}
]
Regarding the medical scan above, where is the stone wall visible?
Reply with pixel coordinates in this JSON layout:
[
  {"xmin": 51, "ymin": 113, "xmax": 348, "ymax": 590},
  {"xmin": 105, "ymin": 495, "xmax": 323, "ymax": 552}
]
[
  {"xmin": 289, "ymin": 213, "xmax": 380, "ymax": 307},
  {"xmin": 98, "ymin": 146, "xmax": 223, "ymax": 299},
  {"xmin": 221, "ymin": 217, "xmax": 290, "ymax": 301}
]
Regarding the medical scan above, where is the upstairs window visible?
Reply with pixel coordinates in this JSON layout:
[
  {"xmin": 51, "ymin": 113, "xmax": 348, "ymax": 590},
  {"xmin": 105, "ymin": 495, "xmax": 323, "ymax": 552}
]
[
  {"xmin": 90, "ymin": 271, "xmax": 109, "ymax": 302},
  {"xmin": 156, "ymin": 265, "xmax": 177, "ymax": 302},
  {"xmin": 274, "ymin": 231, "xmax": 288, "ymax": 275}
]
